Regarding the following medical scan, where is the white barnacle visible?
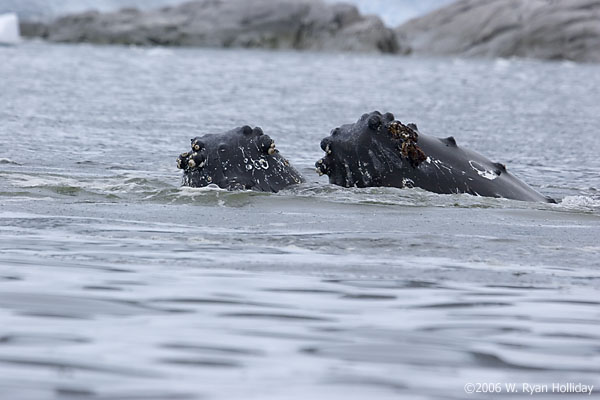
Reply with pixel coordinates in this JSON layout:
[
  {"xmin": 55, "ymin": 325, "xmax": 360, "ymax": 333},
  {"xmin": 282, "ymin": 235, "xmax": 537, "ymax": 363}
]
[{"xmin": 259, "ymin": 159, "xmax": 269, "ymax": 170}]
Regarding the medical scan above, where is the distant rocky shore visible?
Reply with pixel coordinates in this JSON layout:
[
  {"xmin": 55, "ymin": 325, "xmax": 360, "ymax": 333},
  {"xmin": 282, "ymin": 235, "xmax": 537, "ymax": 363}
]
[
  {"xmin": 19, "ymin": 0, "xmax": 398, "ymax": 53},
  {"xmin": 396, "ymin": 0, "xmax": 600, "ymax": 62},
  {"xmin": 20, "ymin": 0, "xmax": 600, "ymax": 61}
]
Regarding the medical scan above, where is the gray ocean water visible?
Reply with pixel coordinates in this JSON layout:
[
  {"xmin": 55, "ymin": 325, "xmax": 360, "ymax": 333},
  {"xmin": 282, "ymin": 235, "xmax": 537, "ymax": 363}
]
[{"xmin": 1, "ymin": 42, "xmax": 600, "ymax": 400}]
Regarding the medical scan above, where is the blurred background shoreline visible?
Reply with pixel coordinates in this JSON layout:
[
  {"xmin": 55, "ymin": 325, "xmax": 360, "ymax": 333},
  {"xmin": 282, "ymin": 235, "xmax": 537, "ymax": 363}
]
[
  {"xmin": 1, "ymin": 0, "xmax": 452, "ymax": 25},
  {"xmin": 2, "ymin": 0, "xmax": 600, "ymax": 62}
]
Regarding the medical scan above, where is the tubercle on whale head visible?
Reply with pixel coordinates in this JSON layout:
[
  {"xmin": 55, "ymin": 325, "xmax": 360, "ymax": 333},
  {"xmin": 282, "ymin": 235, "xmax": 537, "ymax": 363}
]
[
  {"xmin": 315, "ymin": 156, "xmax": 330, "ymax": 176},
  {"xmin": 191, "ymin": 138, "xmax": 205, "ymax": 152},
  {"xmin": 177, "ymin": 148, "xmax": 208, "ymax": 171},
  {"xmin": 257, "ymin": 134, "xmax": 277, "ymax": 155},
  {"xmin": 315, "ymin": 111, "xmax": 428, "ymax": 186}
]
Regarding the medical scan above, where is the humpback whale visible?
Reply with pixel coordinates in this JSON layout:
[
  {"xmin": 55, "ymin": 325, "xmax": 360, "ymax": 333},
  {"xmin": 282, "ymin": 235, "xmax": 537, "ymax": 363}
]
[
  {"xmin": 315, "ymin": 111, "xmax": 554, "ymax": 203},
  {"xmin": 177, "ymin": 125, "xmax": 303, "ymax": 192}
]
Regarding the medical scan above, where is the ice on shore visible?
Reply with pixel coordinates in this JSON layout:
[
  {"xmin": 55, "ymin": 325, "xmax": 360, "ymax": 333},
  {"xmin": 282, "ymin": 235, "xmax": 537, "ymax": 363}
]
[{"xmin": 0, "ymin": 12, "xmax": 20, "ymax": 45}]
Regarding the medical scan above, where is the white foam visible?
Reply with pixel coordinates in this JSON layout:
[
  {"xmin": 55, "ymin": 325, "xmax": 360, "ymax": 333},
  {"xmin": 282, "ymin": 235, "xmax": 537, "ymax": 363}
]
[
  {"xmin": 178, "ymin": 184, "xmax": 229, "ymax": 194},
  {"xmin": 560, "ymin": 195, "xmax": 600, "ymax": 211}
]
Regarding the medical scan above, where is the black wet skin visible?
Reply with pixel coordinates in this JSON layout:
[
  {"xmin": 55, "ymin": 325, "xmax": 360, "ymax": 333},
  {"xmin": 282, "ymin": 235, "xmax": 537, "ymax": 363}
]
[
  {"xmin": 177, "ymin": 125, "xmax": 303, "ymax": 192},
  {"xmin": 316, "ymin": 111, "xmax": 554, "ymax": 203}
]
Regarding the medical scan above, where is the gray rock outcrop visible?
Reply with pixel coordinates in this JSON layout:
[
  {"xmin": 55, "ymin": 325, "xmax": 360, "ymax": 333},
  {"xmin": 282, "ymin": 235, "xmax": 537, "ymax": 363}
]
[
  {"xmin": 21, "ymin": 0, "xmax": 398, "ymax": 53},
  {"xmin": 395, "ymin": 0, "xmax": 600, "ymax": 62}
]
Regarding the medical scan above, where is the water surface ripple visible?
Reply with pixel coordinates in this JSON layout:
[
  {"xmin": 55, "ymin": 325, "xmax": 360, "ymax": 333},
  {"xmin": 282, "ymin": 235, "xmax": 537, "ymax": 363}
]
[{"xmin": 1, "ymin": 42, "xmax": 599, "ymax": 400}]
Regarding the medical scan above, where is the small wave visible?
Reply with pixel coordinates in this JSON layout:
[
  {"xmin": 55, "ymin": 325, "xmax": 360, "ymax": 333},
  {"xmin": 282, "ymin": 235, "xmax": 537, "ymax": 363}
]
[
  {"xmin": 493, "ymin": 58, "xmax": 512, "ymax": 70},
  {"xmin": 144, "ymin": 47, "xmax": 175, "ymax": 57},
  {"xmin": 4, "ymin": 172, "xmax": 176, "ymax": 199},
  {"xmin": 284, "ymin": 183, "xmax": 538, "ymax": 210},
  {"xmin": 146, "ymin": 185, "xmax": 270, "ymax": 207},
  {"xmin": 3, "ymin": 170, "xmax": 268, "ymax": 205},
  {"xmin": 0, "ymin": 158, "xmax": 21, "ymax": 165},
  {"xmin": 3, "ymin": 170, "xmax": 585, "ymax": 211}
]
